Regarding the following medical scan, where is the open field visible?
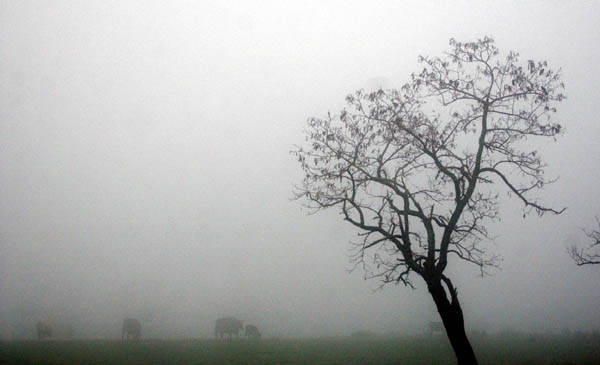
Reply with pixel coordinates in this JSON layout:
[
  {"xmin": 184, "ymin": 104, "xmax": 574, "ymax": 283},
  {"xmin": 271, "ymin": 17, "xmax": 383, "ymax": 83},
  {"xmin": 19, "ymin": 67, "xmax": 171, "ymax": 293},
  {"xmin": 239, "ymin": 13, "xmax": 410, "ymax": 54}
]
[{"xmin": 1, "ymin": 334, "xmax": 599, "ymax": 364}]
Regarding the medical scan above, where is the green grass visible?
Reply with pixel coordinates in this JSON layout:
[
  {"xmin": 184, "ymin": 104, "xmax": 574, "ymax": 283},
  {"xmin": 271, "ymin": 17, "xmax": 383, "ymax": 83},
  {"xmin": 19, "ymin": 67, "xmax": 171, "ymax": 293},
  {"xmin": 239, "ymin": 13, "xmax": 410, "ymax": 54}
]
[{"xmin": 1, "ymin": 334, "xmax": 598, "ymax": 364}]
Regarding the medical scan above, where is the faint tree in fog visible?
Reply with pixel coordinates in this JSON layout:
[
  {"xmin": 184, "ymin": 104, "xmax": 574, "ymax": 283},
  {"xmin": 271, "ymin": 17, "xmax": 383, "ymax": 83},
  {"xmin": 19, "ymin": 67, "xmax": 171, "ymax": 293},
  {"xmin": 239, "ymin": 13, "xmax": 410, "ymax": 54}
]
[
  {"xmin": 293, "ymin": 36, "xmax": 566, "ymax": 364},
  {"xmin": 569, "ymin": 217, "xmax": 600, "ymax": 265}
]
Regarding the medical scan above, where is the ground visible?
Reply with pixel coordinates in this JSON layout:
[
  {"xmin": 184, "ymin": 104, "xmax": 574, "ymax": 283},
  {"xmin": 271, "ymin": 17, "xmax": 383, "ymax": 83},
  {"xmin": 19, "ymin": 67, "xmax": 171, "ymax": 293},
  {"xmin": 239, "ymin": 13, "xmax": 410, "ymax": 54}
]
[{"xmin": 1, "ymin": 333, "xmax": 598, "ymax": 364}]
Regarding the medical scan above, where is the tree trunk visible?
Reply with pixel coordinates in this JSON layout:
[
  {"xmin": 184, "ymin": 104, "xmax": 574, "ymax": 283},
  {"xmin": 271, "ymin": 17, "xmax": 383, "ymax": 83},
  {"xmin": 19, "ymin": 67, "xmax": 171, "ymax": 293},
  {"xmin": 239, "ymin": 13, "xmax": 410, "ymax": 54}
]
[{"xmin": 427, "ymin": 278, "xmax": 478, "ymax": 365}]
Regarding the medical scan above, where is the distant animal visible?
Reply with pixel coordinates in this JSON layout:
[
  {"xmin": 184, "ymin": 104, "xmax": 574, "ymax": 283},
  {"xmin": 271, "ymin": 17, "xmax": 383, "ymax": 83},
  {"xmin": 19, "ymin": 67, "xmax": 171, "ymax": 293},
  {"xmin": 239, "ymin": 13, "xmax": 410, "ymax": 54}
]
[
  {"xmin": 122, "ymin": 318, "xmax": 141, "ymax": 340},
  {"xmin": 427, "ymin": 321, "xmax": 445, "ymax": 336},
  {"xmin": 36, "ymin": 321, "xmax": 52, "ymax": 340},
  {"xmin": 245, "ymin": 324, "xmax": 261, "ymax": 339},
  {"xmin": 215, "ymin": 317, "xmax": 244, "ymax": 339}
]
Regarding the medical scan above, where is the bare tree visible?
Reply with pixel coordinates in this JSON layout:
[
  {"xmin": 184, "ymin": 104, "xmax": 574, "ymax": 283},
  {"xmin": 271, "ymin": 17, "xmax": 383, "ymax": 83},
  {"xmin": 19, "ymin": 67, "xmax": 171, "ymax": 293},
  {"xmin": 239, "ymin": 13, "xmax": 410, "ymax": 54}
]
[
  {"xmin": 569, "ymin": 217, "xmax": 600, "ymax": 265},
  {"xmin": 293, "ymin": 36, "xmax": 565, "ymax": 364}
]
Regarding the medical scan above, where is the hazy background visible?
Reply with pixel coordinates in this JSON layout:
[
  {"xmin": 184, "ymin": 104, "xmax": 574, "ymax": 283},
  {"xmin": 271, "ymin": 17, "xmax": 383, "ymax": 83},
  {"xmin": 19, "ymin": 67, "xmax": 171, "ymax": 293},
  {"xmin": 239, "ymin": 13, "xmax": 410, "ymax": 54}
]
[{"xmin": 1, "ymin": 0, "xmax": 599, "ymax": 339}]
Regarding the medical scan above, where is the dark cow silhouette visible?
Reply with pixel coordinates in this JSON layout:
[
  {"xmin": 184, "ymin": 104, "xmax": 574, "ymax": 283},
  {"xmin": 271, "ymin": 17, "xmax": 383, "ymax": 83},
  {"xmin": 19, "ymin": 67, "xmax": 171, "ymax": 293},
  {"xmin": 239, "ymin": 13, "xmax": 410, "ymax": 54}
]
[
  {"xmin": 245, "ymin": 324, "xmax": 261, "ymax": 339},
  {"xmin": 215, "ymin": 317, "xmax": 243, "ymax": 338},
  {"xmin": 36, "ymin": 321, "xmax": 52, "ymax": 340},
  {"xmin": 122, "ymin": 318, "xmax": 141, "ymax": 340}
]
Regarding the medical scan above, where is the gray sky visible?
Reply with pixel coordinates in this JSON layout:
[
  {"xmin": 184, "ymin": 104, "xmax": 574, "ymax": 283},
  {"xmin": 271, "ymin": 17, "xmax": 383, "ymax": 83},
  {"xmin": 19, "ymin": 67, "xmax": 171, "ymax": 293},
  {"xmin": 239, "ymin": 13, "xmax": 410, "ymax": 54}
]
[{"xmin": 1, "ymin": 0, "xmax": 599, "ymax": 339}]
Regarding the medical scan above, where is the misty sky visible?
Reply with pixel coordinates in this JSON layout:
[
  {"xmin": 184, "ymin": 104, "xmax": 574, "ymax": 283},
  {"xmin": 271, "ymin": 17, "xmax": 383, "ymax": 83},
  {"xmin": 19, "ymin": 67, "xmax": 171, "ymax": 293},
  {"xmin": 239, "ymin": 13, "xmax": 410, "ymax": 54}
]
[{"xmin": 1, "ymin": 1, "xmax": 599, "ymax": 339}]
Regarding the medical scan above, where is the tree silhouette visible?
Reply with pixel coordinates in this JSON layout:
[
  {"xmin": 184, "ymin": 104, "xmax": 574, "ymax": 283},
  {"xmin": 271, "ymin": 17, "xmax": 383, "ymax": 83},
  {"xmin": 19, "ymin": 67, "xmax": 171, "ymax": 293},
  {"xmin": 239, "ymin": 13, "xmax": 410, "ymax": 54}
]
[
  {"xmin": 569, "ymin": 217, "xmax": 600, "ymax": 265},
  {"xmin": 293, "ymin": 36, "xmax": 566, "ymax": 364}
]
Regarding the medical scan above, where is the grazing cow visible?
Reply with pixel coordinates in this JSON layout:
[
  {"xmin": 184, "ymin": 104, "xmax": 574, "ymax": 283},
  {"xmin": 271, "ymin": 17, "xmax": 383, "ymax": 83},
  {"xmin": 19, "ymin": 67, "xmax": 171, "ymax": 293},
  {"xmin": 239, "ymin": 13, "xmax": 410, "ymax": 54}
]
[
  {"xmin": 36, "ymin": 321, "xmax": 52, "ymax": 340},
  {"xmin": 245, "ymin": 324, "xmax": 261, "ymax": 339},
  {"xmin": 122, "ymin": 318, "xmax": 141, "ymax": 340},
  {"xmin": 427, "ymin": 321, "xmax": 445, "ymax": 336},
  {"xmin": 215, "ymin": 317, "xmax": 243, "ymax": 339}
]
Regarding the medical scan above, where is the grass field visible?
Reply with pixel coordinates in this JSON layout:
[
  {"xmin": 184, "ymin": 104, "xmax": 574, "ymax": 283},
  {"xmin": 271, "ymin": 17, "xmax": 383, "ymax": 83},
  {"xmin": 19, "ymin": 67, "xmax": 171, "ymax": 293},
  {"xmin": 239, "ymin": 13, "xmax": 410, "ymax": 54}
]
[{"xmin": 1, "ymin": 334, "xmax": 599, "ymax": 364}]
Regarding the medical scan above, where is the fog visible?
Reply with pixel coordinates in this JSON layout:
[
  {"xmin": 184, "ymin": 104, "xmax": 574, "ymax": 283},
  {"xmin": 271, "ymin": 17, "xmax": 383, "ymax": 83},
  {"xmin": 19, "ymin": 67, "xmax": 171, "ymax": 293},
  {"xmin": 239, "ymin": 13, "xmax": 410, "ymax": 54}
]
[{"xmin": 1, "ymin": 1, "xmax": 599, "ymax": 340}]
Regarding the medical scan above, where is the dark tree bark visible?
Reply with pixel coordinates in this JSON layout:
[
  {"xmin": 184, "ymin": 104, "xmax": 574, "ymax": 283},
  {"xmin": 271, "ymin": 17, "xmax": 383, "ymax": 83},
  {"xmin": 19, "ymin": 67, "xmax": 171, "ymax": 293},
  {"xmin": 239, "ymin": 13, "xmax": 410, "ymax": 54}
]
[{"xmin": 427, "ymin": 276, "xmax": 477, "ymax": 364}]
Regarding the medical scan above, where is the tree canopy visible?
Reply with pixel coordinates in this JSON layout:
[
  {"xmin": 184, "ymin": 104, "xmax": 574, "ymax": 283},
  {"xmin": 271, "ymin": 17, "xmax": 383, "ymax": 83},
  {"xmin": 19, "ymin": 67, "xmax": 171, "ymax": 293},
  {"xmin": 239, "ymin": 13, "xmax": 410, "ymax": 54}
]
[{"xmin": 294, "ymin": 37, "xmax": 565, "ymax": 288}]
